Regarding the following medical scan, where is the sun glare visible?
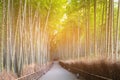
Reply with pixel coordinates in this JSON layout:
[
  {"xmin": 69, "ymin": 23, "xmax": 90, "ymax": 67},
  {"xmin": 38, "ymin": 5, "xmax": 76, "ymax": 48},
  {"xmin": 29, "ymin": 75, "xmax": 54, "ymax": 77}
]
[
  {"xmin": 60, "ymin": 14, "xmax": 67, "ymax": 23},
  {"xmin": 114, "ymin": 0, "xmax": 118, "ymax": 2},
  {"xmin": 54, "ymin": 30, "xmax": 58, "ymax": 35}
]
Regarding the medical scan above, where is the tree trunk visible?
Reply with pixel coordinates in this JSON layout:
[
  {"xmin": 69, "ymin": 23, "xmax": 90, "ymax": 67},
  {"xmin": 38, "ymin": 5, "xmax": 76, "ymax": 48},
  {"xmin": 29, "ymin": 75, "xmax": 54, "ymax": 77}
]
[
  {"xmin": 115, "ymin": 0, "xmax": 120, "ymax": 60},
  {"xmin": 94, "ymin": 0, "xmax": 97, "ymax": 56}
]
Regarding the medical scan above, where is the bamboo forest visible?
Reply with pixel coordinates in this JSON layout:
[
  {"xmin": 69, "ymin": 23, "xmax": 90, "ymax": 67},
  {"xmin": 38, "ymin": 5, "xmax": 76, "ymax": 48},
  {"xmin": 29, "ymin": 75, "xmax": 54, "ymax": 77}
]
[{"xmin": 0, "ymin": 0, "xmax": 120, "ymax": 80}]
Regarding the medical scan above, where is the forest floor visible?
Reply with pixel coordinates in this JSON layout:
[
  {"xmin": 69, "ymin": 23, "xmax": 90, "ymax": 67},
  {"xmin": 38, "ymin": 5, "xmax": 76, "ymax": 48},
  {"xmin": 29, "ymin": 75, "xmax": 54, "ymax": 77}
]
[{"xmin": 39, "ymin": 61, "xmax": 84, "ymax": 80}]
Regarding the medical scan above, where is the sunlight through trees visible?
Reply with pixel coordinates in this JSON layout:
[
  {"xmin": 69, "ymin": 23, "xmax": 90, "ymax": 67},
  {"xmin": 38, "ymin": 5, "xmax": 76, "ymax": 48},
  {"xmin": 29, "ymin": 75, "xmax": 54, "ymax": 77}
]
[{"xmin": 0, "ymin": 0, "xmax": 120, "ymax": 79}]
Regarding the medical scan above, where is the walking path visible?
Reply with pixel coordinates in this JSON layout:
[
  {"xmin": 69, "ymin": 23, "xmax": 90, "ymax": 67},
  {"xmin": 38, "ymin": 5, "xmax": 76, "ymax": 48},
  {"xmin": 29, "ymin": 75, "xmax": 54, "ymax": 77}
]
[{"xmin": 39, "ymin": 61, "xmax": 80, "ymax": 80}]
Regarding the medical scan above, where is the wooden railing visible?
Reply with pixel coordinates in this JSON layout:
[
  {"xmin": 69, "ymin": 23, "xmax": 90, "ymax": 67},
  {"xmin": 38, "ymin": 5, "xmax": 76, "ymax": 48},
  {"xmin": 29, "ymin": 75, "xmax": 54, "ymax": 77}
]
[
  {"xmin": 59, "ymin": 61, "xmax": 112, "ymax": 80},
  {"xmin": 16, "ymin": 62, "xmax": 53, "ymax": 80}
]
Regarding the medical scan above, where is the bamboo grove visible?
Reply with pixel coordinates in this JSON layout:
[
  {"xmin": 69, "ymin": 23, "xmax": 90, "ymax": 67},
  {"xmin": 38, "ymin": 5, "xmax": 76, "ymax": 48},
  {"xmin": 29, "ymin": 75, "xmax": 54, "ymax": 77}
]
[
  {"xmin": 0, "ymin": 0, "xmax": 120, "ymax": 77},
  {"xmin": 55, "ymin": 0, "xmax": 120, "ymax": 61},
  {"xmin": 0, "ymin": 0, "xmax": 52, "ymax": 75}
]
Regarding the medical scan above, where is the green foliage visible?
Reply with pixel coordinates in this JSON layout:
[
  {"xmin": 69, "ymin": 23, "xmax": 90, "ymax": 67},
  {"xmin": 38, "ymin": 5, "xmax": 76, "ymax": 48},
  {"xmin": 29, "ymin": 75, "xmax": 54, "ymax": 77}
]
[{"xmin": 29, "ymin": 0, "xmax": 66, "ymax": 28}]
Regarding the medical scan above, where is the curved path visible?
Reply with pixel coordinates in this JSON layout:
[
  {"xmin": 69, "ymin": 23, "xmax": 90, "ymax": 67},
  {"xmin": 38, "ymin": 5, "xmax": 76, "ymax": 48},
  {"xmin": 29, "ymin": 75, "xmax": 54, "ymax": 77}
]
[{"xmin": 39, "ymin": 61, "xmax": 80, "ymax": 80}]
